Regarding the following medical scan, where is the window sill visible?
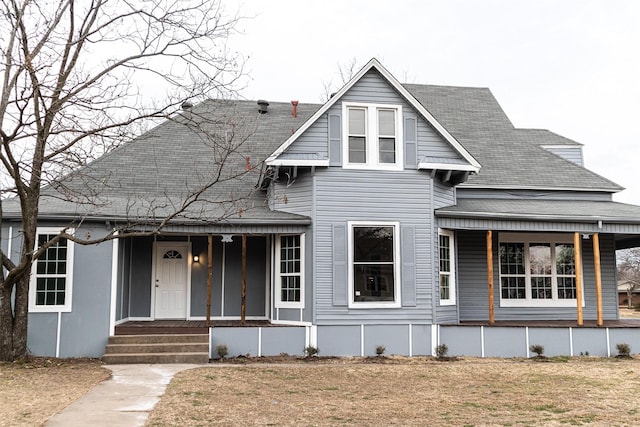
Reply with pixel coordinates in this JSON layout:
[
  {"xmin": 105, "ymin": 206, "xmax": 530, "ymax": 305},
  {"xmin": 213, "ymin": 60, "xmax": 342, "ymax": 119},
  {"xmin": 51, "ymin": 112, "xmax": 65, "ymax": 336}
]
[
  {"xmin": 28, "ymin": 306, "xmax": 72, "ymax": 313},
  {"xmin": 348, "ymin": 301, "xmax": 401, "ymax": 309},
  {"xmin": 275, "ymin": 303, "xmax": 304, "ymax": 310}
]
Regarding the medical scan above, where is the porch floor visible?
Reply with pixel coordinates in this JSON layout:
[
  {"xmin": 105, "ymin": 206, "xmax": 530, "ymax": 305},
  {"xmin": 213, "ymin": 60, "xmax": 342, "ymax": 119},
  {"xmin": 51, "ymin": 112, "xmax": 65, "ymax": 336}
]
[
  {"xmin": 459, "ymin": 319, "xmax": 640, "ymax": 328},
  {"xmin": 114, "ymin": 320, "xmax": 273, "ymax": 335}
]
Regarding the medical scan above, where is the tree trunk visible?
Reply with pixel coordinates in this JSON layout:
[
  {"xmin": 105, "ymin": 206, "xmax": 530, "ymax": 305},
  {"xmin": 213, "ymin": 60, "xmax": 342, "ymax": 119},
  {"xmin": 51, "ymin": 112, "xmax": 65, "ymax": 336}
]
[
  {"xmin": 0, "ymin": 281, "xmax": 15, "ymax": 360},
  {"xmin": 0, "ymin": 274, "xmax": 29, "ymax": 361}
]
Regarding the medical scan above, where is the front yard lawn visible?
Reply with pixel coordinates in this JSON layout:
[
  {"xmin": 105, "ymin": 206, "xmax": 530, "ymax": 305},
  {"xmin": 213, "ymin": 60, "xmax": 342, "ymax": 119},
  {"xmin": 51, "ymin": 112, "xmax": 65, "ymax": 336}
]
[
  {"xmin": 0, "ymin": 357, "xmax": 110, "ymax": 427},
  {"xmin": 147, "ymin": 356, "xmax": 640, "ymax": 426}
]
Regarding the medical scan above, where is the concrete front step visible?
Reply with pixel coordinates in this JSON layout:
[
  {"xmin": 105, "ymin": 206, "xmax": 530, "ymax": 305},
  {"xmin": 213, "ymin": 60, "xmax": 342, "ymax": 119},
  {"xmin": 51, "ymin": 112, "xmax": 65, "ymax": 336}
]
[
  {"xmin": 102, "ymin": 352, "xmax": 210, "ymax": 364},
  {"xmin": 108, "ymin": 334, "xmax": 209, "ymax": 345},
  {"xmin": 103, "ymin": 334, "xmax": 210, "ymax": 364},
  {"xmin": 104, "ymin": 342, "xmax": 209, "ymax": 354}
]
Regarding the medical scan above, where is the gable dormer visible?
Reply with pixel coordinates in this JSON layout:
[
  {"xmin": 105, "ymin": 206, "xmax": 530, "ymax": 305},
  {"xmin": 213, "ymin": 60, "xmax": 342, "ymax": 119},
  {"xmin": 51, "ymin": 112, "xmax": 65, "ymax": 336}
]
[{"xmin": 266, "ymin": 58, "xmax": 480, "ymax": 183}]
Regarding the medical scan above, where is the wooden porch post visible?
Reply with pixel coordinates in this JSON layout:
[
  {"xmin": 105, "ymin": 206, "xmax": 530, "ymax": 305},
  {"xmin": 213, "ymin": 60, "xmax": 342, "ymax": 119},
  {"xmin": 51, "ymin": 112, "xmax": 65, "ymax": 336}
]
[
  {"xmin": 573, "ymin": 232, "xmax": 583, "ymax": 326},
  {"xmin": 241, "ymin": 234, "xmax": 247, "ymax": 326},
  {"xmin": 486, "ymin": 230, "xmax": 495, "ymax": 325},
  {"xmin": 206, "ymin": 235, "xmax": 213, "ymax": 328},
  {"xmin": 593, "ymin": 233, "xmax": 603, "ymax": 326}
]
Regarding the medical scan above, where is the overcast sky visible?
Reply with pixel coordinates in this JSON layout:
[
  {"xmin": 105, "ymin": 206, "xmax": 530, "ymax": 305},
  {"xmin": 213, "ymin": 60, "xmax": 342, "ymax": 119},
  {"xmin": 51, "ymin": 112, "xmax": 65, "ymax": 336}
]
[{"xmin": 225, "ymin": 0, "xmax": 640, "ymax": 204}]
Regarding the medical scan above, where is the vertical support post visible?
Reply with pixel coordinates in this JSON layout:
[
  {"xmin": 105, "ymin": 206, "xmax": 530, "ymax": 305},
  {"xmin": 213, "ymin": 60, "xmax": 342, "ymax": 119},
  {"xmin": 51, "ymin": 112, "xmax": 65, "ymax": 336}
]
[
  {"xmin": 241, "ymin": 234, "xmax": 247, "ymax": 325},
  {"xmin": 573, "ymin": 232, "xmax": 583, "ymax": 326},
  {"xmin": 486, "ymin": 230, "xmax": 495, "ymax": 325},
  {"xmin": 593, "ymin": 233, "xmax": 603, "ymax": 326},
  {"xmin": 206, "ymin": 235, "xmax": 213, "ymax": 327}
]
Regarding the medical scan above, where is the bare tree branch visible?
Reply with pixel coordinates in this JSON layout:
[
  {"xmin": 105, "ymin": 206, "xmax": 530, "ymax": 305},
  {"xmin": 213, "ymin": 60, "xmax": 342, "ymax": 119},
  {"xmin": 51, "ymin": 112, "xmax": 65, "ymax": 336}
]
[{"xmin": 0, "ymin": 0, "xmax": 249, "ymax": 361}]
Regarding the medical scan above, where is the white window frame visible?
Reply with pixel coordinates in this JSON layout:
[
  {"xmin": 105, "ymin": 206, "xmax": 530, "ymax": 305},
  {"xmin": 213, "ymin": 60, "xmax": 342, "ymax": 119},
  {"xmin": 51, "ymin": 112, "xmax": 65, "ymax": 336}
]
[
  {"xmin": 498, "ymin": 233, "xmax": 584, "ymax": 308},
  {"xmin": 348, "ymin": 221, "xmax": 401, "ymax": 308},
  {"xmin": 29, "ymin": 227, "xmax": 75, "ymax": 313},
  {"xmin": 438, "ymin": 229, "xmax": 456, "ymax": 306},
  {"xmin": 275, "ymin": 233, "xmax": 305, "ymax": 309},
  {"xmin": 342, "ymin": 102, "xmax": 403, "ymax": 171}
]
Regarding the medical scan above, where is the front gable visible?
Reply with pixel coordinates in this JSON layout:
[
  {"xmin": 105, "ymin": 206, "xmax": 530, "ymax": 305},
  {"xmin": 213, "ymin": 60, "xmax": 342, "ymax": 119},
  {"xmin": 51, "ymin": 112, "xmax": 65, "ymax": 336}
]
[{"xmin": 266, "ymin": 58, "xmax": 480, "ymax": 174}]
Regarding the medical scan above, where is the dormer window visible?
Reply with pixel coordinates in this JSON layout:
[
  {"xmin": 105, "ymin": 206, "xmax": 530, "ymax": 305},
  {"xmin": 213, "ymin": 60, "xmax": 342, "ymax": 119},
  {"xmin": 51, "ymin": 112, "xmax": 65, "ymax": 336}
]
[{"xmin": 343, "ymin": 103, "xmax": 403, "ymax": 170}]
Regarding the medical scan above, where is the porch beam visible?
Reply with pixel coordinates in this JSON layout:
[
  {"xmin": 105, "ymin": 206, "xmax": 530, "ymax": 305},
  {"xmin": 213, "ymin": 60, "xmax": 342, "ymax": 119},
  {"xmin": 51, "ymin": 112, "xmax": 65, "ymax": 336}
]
[
  {"xmin": 593, "ymin": 233, "xmax": 603, "ymax": 326},
  {"xmin": 574, "ymin": 232, "xmax": 584, "ymax": 326},
  {"xmin": 241, "ymin": 234, "xmax": 247, "ymax": 325},
  {"xmin": 486, "ymin": 230, "xmax": 495, "ymax": 325},
  {"xmin": 206, "ymin": 235, "xmax": 213, "ymax": 327}
]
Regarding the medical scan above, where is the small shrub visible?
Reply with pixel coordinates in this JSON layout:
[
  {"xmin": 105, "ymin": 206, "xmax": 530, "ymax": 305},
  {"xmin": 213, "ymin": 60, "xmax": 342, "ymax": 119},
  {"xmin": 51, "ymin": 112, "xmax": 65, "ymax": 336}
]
[
  {"xmin": 304, "ymin": 345, "xmax": 319, "ymax": 357},
  {"xmin": 529, "ymin": 344, "xmax": 545, "ymax": 357},
  {"xmin": 616, "ymin": 343, "xmax": 632, "ymax": 358},
  {"xmin": 634, "ymin": 301, "xmax": 640, "ymax": 311},
  {"xmin": 375, "ymin": 345, "xmax": 386, "ymax": 356},
  {"xmin": 215, "ymin": 344, "xmax": 228, "ymax": 359},
  {"xmin": 435, "ymin": 344, "xmax": 448, "ymax": 358}
]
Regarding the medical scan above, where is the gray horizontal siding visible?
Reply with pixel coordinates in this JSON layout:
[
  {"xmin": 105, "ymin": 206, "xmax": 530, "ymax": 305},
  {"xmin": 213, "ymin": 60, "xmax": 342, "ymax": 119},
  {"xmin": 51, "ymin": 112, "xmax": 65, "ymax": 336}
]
[
  {"xmin": 341, "ymin": 69, "xmax": 406, "ymax": 104},
  {"xmin": 457, "ymin": 231, "xmax": 490, "ymax": 321},
  {"xmin": 457, "ymin": 231, "xmax": 619, "ymax": 322},
  {"xmin": 271, "ymin": 170, "xmax": 313, "ymax": 216},
  {"xmin": 314, "ymin": 168, "xmax": 434, "ymax": 324},
  {"xmin": 434, "ymin": 180, "xmax": 458, "ymax": 323},
  {"xmin": 285, "ymin": 113, "xmax": 329, "ymax": 157},
  {"xmin": 543, "ymin": 146, "xmax": 583, "ymax": 166},
  {"xmin": 433, "ymin": 180, "xmax": 455, "ymax": 209},
  {"xmin": 28, "ymin": 227, "xmax": 114, "ymax": 357},
  {"xmin": 416, "ymin": 114, "xmax": 462, "ymax": 161}
]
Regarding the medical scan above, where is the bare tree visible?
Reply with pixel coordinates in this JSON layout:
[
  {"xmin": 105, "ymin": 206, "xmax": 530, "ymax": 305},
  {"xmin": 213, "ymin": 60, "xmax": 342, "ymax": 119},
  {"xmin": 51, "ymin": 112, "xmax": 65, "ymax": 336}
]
[
  {"xmin": 0, "ymin": 0, "xmax": 250, "ymax": 361},
  {"xmin": 617, "ymin": 248, "xmax": 640, "ymax": 309}
]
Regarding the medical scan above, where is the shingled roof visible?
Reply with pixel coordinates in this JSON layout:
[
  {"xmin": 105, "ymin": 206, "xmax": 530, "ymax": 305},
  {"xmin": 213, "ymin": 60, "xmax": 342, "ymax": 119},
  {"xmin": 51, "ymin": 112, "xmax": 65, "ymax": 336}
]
[
  {"xmin": 4, "ymin": 100, "xmax": 319, "ymax": 224},
  {"xmin": 403, "ymin": 84, "xmax": 621, "ymax": 192},
  {"xmin": 4, "ymin": 74, "xmax": 624, "ymax": 223}
]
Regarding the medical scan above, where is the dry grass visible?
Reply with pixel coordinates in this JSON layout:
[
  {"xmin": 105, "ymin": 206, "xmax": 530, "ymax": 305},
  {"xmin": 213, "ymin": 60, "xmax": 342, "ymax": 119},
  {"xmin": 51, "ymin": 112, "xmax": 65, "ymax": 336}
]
[
  {"xmin": 0, "ymin": 357, "xmax": 110, "ymax": 427},
  {"xmin": 147, "ymin": 356, "xmax": 640, "ymax": 426}
]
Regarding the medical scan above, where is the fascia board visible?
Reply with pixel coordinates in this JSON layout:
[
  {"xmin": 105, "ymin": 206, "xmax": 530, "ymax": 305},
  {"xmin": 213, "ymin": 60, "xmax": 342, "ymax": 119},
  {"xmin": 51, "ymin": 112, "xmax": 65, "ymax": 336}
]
[
  {"xmin": 265, "ymin": 159, "xmax": 329, "ymax": 167},
  {"xmin": 417, "ymin": 162, "xmax": 480, "ymax": 172},
  {"xmin": 458, "ymin": 183, "xmax": 622, "ymax": 192}
]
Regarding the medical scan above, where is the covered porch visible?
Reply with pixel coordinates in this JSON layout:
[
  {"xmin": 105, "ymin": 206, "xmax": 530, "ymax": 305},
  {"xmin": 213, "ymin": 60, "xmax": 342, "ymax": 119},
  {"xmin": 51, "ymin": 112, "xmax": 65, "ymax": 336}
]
[
  {"xmin": 436, "ymin": 198, "xmax": 640, "ymax": 327},
  {"xmin": 110, "ymin": 221, "xmax": 312, "ymax": 336}
]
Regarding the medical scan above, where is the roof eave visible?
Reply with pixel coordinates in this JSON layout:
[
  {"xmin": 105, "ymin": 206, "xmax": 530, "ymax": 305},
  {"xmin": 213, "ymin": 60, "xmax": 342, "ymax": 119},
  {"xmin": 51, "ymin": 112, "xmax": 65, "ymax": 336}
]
[
  {"xmin": 12, "ymin": 213, "xmax": 312, "ymax": 226},
  {"xmin": 458, "ymin": 183, "xmax": 623, "ymax": 193},
  {"xmin": 417, "ymin": 162, "xmax": 480, "ymax": 173},
  {"xmin": 435, "ymin": 209, "xmax": 640, "ymax": 224},
  {"xmin": 265, "ymin": 159, "xmax": 329, "ymax": 167}
]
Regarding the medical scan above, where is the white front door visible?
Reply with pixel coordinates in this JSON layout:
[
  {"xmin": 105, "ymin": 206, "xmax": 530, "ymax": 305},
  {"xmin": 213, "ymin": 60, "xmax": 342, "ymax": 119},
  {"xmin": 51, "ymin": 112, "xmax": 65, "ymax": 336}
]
[{"xmin": 154, "ymin": 243, "xmax": 189, "ymax": 319}]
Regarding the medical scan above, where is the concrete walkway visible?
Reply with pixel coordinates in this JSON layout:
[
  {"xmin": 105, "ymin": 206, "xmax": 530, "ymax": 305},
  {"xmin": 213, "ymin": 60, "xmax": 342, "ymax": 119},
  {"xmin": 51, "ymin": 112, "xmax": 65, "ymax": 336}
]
[{"xmin": 45, "ymin": 364, "xmax": 200, "ymax": 427}]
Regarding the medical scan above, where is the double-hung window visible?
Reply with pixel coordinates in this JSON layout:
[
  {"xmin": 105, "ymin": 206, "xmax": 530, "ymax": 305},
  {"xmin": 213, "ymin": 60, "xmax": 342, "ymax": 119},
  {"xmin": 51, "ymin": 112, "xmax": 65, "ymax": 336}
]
[
  {"xmin": 439, "ymin": 230, "xmax": 456, "ymax": 305},
  {"xmin": 348, "ymin": 222, "xmax": 400, "ymax": 308},
  {"xmin": 275, "ymin": 234, "xmax": 304, "ymax": 308},
  {"xmin": 29, "ymin": 228, "xmax": 74, "ymax": 312},
  {"xmin": 343, "ymin": 103, "xmax": 403, "ymax": 170},
  {"xmin": 499, "ymin": 233, "xmax": 579, "ymax": 307}
]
